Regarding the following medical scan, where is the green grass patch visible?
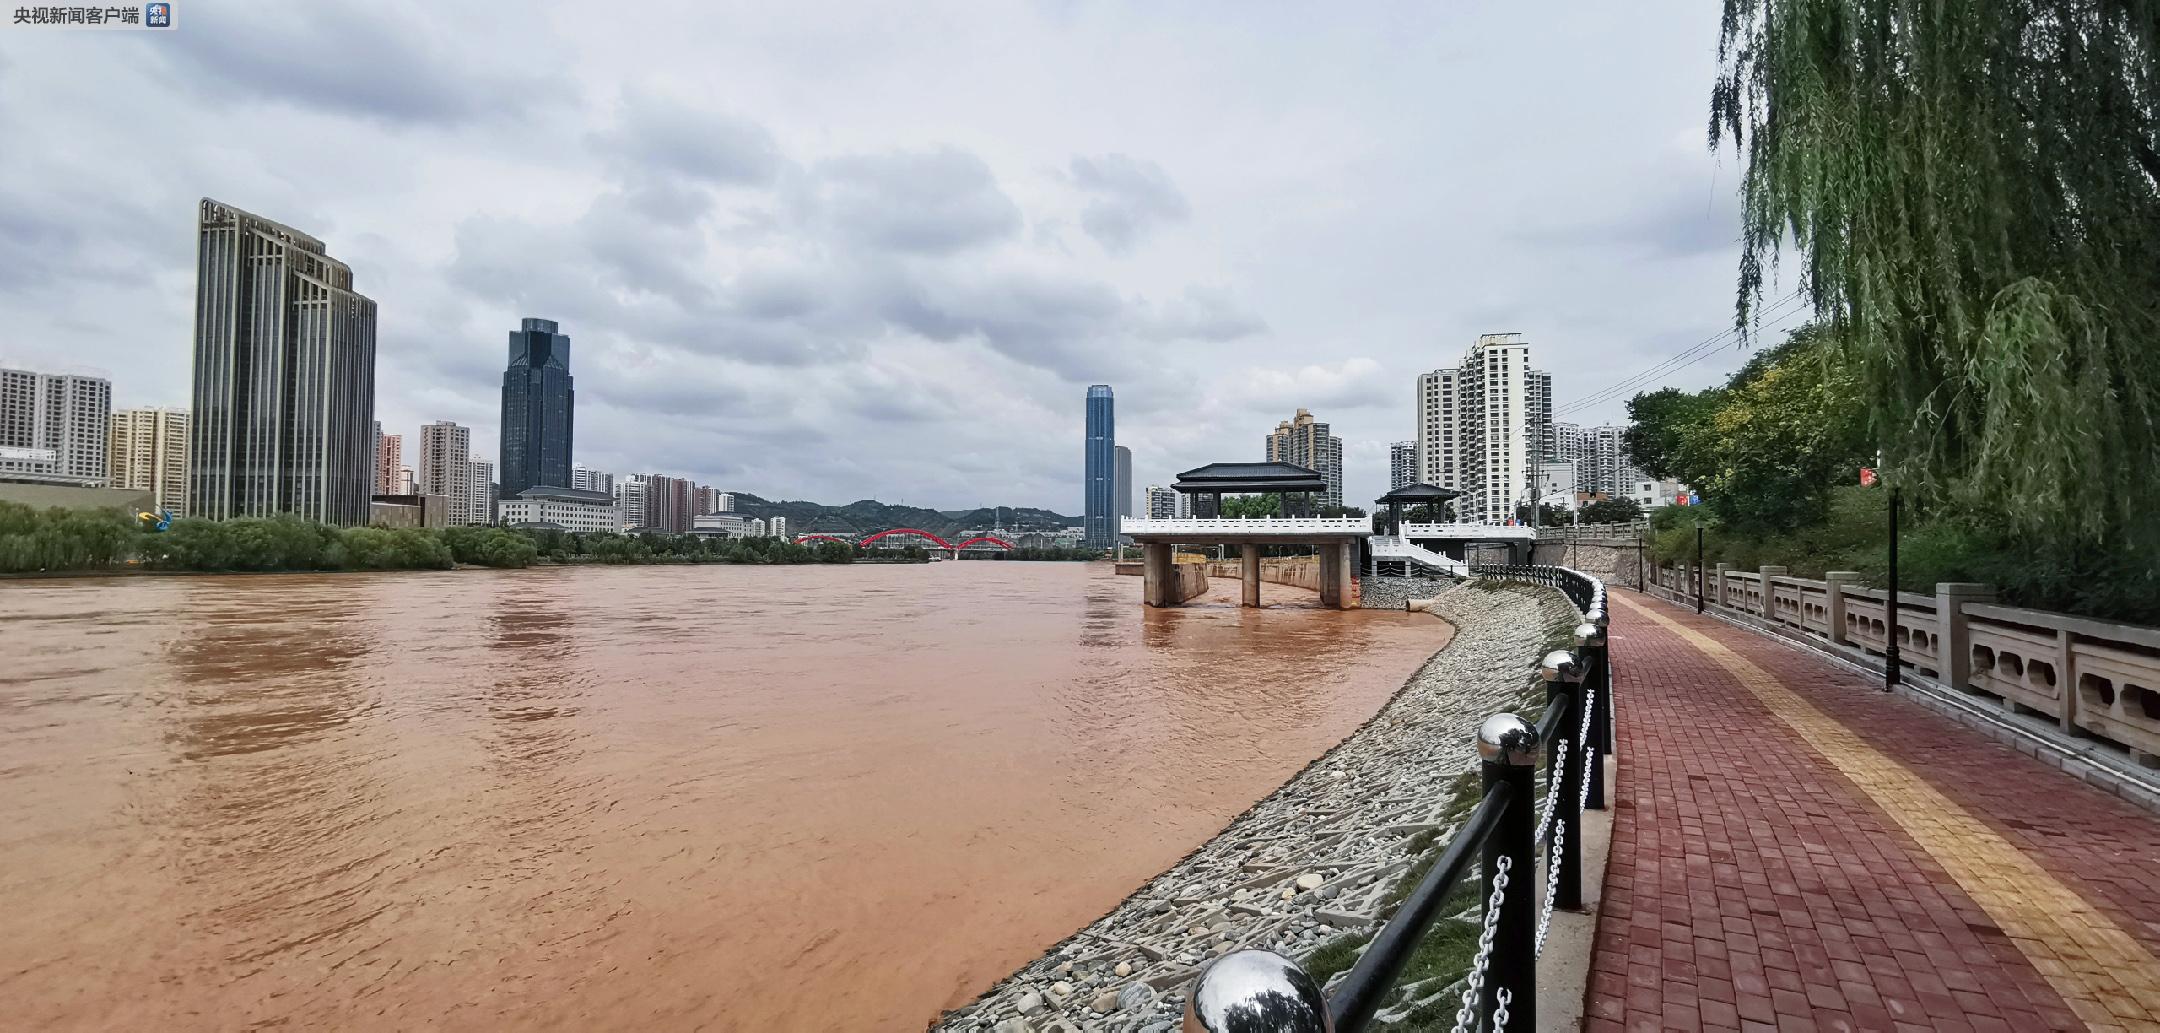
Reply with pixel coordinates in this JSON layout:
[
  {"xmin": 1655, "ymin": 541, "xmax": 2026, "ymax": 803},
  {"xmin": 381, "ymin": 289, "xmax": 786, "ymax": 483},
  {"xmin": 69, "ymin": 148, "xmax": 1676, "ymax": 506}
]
[{"xmin": 1304, "ymin": 932, "xmax": 1372, "ymax": 986}]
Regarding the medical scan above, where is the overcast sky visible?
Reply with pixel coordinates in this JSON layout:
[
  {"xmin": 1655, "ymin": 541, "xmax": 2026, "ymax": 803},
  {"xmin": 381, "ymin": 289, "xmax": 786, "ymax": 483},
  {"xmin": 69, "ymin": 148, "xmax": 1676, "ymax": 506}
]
[{"xmin": 0, "ymin": 2, "xmax": 1798, "ymax": 513}]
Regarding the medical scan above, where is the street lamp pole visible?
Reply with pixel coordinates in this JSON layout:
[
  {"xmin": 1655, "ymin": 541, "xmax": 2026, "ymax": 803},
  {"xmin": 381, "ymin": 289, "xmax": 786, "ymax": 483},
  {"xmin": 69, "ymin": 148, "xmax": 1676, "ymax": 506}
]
[
  {"xmin": 1884, "ymin": 483, "xmax": 1901, "ymax": 691},
  {"xmin": 1694, "ymin": 522, "xmax": 1705, "ymax": 613}
]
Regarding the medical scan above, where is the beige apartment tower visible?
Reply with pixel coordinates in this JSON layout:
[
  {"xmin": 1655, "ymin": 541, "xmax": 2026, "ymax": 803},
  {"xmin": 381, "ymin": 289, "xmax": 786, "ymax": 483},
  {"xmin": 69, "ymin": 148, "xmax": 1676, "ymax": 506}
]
[
  {"xmin": 187, "ymin": 199, "xmax": 377, "ymax": 525},
  {"xmin": 109, "ymin": 407, "xmax": 189, "ymax": 515}
]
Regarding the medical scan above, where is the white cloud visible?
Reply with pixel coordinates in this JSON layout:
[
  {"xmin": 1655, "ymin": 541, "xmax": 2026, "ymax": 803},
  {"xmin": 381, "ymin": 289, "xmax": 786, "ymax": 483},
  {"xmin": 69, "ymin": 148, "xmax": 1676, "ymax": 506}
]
[{"xmin": 0, "ymin": 0, "xmax": 1759, "ymax": 512}]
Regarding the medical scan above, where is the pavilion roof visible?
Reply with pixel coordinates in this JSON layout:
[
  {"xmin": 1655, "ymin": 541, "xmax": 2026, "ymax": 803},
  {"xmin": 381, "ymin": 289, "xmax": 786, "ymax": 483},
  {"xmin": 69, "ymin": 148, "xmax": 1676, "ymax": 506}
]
[
  {"xmin": 1171, "ymin": 461, "xmax": 1329, "ymax": 495},
  {"xmin": 1377, "ymin": 482, "xmax": 1463, "ymax": 504}
]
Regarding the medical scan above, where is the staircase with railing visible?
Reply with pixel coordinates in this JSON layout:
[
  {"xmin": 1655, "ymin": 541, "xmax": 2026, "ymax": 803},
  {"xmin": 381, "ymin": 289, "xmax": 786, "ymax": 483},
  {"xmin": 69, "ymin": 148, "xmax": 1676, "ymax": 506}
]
[{"xmin": 1369, "ymin": 535, "xmax": 1469, "ymax": 577}]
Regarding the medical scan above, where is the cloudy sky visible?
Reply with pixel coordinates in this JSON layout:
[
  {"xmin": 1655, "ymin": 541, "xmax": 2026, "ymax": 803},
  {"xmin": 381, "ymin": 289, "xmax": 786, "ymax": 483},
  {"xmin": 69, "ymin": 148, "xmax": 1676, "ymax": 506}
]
[{"xmin": 0, "ymin": 2, "xmax": 1799, "ymax": 513}]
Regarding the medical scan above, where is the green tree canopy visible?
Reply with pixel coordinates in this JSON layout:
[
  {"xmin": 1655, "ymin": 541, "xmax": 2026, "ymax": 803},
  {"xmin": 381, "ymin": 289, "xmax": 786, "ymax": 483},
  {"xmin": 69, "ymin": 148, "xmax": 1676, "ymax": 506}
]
[{"xmin": 1712, "ymin": 0, "xmax": 2160, "ymax": 556}]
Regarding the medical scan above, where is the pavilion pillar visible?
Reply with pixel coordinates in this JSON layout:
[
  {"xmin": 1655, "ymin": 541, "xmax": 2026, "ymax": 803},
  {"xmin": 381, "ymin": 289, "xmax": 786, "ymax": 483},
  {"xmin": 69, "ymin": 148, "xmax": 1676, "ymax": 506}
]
[{"xmin": 1241, "ymin": 548, "xmax": 1261, "ymax": 608}]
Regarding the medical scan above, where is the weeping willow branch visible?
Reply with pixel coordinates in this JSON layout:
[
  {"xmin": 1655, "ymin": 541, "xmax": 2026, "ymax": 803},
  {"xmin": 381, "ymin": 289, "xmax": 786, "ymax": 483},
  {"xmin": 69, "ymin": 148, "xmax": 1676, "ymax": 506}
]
[{"xmin": 1712, "ymin": 0, "xmax": 2160, "ymax": 548}]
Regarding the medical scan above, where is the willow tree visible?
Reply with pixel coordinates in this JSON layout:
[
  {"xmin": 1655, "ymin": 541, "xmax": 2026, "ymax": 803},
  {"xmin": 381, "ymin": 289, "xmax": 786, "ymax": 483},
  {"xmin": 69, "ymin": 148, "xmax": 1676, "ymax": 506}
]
[{"xmin": 1711, "ymin": 1, "xmax": 2160, "ymax": 557}]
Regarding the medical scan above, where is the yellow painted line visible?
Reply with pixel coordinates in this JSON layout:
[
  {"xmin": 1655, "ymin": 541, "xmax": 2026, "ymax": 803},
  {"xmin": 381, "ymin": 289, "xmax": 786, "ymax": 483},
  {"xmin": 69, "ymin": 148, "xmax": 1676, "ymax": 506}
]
[{"xmin": 1619, "ymin": 594, "xmax": 2160, "ymax": 1031}]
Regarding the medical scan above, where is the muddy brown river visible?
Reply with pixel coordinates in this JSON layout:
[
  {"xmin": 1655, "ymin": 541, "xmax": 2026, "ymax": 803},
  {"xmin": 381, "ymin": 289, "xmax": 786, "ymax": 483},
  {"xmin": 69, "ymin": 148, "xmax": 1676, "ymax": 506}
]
[{"xmin": 0, "ymin": 562, "xmax": 1447, "ymax": 1030}]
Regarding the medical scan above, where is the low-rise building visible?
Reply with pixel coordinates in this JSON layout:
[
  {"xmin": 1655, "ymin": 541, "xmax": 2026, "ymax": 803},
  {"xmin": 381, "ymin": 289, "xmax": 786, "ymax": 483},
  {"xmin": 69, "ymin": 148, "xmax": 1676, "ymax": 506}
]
[
  {"xmin": 690, "ymin": 512, "xmax": 750, "ymax": 537},
  {"xmin": 370, "ymin": 493, "xmax": 452, "ymax": 528},
  {"xmin": 498, "ymin": 486, "xmax": 620, "ymax": 534}
]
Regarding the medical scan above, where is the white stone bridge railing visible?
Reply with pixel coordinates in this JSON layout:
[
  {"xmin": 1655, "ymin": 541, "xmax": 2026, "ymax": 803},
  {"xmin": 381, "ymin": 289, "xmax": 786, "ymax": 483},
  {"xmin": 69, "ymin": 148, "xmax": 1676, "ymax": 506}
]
[
  {"xmin": 1121, "ymin": 517, "xmax": 1373, "ymax": 536},
  {"xmin": 1400, "ymin": 522, "xmax": 1536, "ymax": 540},
  {"xmin": 1649, "ymin": 563, "xmax": 2160, "ymax": 771}
]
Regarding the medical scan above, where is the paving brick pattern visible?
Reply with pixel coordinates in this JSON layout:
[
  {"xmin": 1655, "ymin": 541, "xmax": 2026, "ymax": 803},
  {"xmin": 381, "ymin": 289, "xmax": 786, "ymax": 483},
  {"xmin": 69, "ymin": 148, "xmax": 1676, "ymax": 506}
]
[{"xmin": 1587, "ymin": 593, "xmax": 2160, "ymax": 1032}]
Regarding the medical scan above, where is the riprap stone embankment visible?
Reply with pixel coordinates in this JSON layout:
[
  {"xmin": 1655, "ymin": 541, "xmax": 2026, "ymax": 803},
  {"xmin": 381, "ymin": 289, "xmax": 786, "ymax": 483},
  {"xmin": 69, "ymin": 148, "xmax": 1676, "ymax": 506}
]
[{"xmin": 934, "ymin": 582, "xmax": 1579, "ymax": 1032}]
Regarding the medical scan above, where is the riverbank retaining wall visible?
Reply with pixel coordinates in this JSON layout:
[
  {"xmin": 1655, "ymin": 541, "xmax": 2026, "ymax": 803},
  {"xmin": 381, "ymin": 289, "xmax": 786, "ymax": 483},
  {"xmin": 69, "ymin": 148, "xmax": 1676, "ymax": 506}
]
[
  {"xmin": 1358, "ymin": 575, "xmax": 1461, "ymax": 610},
  {"xmin": 934, "ymin": 581, "xmax": 1582, "ymax": 1032},
  {"xmin": 1202, "ymin": 557, "xmax": 1321, "ymax": 592},
  {"xmin": 1531, "ymin": 538, "xmax": 1643, "ymax": 590}
]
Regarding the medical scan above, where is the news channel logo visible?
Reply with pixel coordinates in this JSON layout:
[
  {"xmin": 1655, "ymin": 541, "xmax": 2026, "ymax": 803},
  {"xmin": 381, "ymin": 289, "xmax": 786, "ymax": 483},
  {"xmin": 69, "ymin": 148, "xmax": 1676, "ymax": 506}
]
[{"xmin": 145, "ymin": 3, "xmax": 170, "ymax": 27}]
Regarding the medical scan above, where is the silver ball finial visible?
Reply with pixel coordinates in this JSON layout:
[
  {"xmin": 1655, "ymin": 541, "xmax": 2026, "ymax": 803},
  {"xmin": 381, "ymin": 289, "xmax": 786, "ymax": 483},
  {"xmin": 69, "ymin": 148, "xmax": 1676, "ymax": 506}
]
[
  {"xmin": 1476, "ymin": 713, "xmax": 1540, "ymax": 767},
  {"xmin": 1573, "ymin": 622, "xmax": 1604, "ymax": 648},
  {"xmin": 1183, "ymin": 949, "xmax": 1332, "ymax": 1033},
  {"xmin": 1540, "ymin": 649, "xmax": 1583, "ymax": 683}
]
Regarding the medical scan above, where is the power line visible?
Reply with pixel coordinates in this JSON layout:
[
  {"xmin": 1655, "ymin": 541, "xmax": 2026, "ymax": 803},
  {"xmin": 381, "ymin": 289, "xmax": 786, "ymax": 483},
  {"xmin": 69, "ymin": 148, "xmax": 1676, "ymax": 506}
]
[{"xmin": 1552, "ymin": 291, "xmax": 1810, "ymax": 417}]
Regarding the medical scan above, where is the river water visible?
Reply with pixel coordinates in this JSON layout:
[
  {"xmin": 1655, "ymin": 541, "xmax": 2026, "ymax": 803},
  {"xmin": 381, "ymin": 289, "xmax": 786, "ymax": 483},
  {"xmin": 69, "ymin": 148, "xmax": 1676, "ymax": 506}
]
[{"xmin": 0, "ymin": 562, "xmax": 1447, "ymax": 1030}]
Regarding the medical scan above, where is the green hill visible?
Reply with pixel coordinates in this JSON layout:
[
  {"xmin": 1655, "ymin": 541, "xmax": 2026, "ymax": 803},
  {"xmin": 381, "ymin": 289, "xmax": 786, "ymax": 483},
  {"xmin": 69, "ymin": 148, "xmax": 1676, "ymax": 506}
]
[{"xmin": 727, "ymin": 495, "xmax": 1078, "ymax": 539}]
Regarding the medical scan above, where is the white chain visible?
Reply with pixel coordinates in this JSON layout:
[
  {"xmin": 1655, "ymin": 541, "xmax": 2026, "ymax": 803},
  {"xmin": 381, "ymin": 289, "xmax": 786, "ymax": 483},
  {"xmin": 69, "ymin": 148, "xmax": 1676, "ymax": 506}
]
[
  {"xmin": 1533, "ymin": 736, "xmax": 1566, "ymax": 847},
  {"xmin": 1494, "ymin": 987, "xmax": 1513, "ymax": 1031},
  {"xmin": 1535, "ymin": 694, "xmax": 1600, "ymax": 958},
  {"xmin": 1447, "ymin": 855, "xmax": 1513, "ymax": 1033},
  {"xmin": 1534, "ymin": 809, "xmax": 1564, "ymax": 956}
]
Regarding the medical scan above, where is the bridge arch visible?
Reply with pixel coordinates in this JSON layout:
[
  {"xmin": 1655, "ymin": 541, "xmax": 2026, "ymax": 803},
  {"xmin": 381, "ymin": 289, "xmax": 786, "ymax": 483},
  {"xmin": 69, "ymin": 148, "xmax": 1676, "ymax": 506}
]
[
  {"xmin": 951, "ymin": 535, "xmax": 1014, "ymax": 550},
  {"xmin": 856, "ymin": 528, "xmax": 954, "ymax": 549},
  {"xmin": 793, "ymin": 534, "xmax": 856, "ymax": 547}
]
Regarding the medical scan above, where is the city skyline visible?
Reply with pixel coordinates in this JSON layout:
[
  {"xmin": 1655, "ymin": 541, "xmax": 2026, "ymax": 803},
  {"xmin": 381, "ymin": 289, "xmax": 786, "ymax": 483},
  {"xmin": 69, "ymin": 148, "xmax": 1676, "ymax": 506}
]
[{"xmin": 0, "ymin": 4, "xmax": 1791, "ymax": 513}]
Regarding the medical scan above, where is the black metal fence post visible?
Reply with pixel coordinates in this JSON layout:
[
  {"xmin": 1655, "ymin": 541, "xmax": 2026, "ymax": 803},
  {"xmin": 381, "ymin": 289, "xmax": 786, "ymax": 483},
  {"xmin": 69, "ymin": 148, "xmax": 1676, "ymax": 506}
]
[
  {"xmin": 1542, "ymin": 650, "xmax": 1584, "ymax": 912},
  {"xmin": 1478, "ymin": 714, "xmax": 1539, "ymax": 1033},
  {"xmin": 1577, "ymin": 620, "xmax": 1607, "ymax": 811}
]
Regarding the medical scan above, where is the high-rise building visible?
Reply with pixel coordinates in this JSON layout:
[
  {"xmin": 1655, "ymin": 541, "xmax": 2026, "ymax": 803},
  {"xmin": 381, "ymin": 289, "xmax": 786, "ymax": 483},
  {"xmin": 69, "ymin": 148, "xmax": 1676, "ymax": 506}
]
[
  {"xmin": 1115, "ymin": 445, "xmax": 1133, "ymax": 519},
  {"xmin": 374, "ymin": 428, "xmax": 402, "ymax": 496},
  {"xmin": 1264, "ymin": 408, "xmax": 1344, "ymax": 508},
  {"xmin": 187, "ymin": 199, "xmax": 377, "ymax": 525},
  {"xmin": 694, "ymin": 485, "xmax": 726, "ymax": 516},
  {"xmin": 1551, "ymin": 422, "xmax": 1633, "ymax": 499},
  {"xmin": 571, "ymin": 464, "xmax": 613, "ymax": 495},
  {"xmin": 1174, "ymin": 491, "xmax": 1194, "ymax": 519},
  {"xmin": 1145, "ymin": 484, "xmax": 1177, "ymax": 519},
  {"xmin": 418, "ymin": 421, "xmax": 479, "ymax": 524},
  {"xmin": 396, "ymin": 467, "xmax": 415, "ymax": 495},
  {"xmin": 1083, "ymin": 385, "xmax": 1115, "ymax": 547},
  {"xmin": 469, "ymin": 459, "xmax": 496, "ymax": 525},
  {"xmin": 109, "ymin": 407, "xmax": 188, "ymax": 513},
  {"xmin": 770, "ymin": 516, "xmax": 788, "ymax": 540},
  {"xmin": 1415, "ymin": 333, "xmax": 1555, "ymax": 524},
  {"xmin": 0, "ymin": 368, "xmax": 111, "ymax": 487},
  {"xmin": 641, "ymin": 474, "xmax": 694, "ymax": 533},
  {"xmin": 1390, "ymin": 441, "xmax": 1418, "ymax": 490},
  {"xmin": 499, "ymin": 317, "xmax": 574, "ymax": 498},
  {"xmin": 615, "ymin": 475, "xmax": 647, "ymax": 531}
]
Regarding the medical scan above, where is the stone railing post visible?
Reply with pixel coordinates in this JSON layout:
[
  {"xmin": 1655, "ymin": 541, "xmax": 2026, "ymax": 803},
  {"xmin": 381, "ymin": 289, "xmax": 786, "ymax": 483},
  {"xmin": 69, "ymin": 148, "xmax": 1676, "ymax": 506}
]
[
  {"xmin": 1936, "ymin": 582, "xmax": 1995, "ymax": 691},
  {"xmin": 1759, "ymin": 565, "xmax": 1787, "ymax": 619},
  {"xmin": 1825, "ymin": 571, "xmax": 1859, "ymax": 646},
  {"xmin": 1713, "ymin": 563, "xmax": 1731, "ymax": 609}
]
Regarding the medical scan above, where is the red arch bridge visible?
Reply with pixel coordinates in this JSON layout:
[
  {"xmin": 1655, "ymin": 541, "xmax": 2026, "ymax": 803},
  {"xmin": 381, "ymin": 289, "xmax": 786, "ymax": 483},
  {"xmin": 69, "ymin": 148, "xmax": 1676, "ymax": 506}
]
[{"xmin": 792, "ymin": 528, "xmax": 1015, "ymax": 551}]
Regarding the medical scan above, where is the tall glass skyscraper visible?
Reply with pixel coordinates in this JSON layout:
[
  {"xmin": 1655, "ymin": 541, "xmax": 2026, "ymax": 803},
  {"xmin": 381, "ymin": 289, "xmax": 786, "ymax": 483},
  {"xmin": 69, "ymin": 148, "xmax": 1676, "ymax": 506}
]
[
  {"xmin": 187, "ymin": 199, "xmax": 377, "ymax": 525},
  {"xmin": 499, "ymin": 317, "xmax": 574, "ymax": 497},
  {"xmin": 1084, "ymin": 385, "xmax": 1116, "ymax": 547}
]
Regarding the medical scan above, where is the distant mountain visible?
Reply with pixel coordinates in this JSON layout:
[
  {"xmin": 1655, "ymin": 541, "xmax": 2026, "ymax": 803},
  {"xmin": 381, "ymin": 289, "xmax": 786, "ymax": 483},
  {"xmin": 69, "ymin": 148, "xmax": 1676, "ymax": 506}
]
[{"xmin": 727, "ymin": 494, "xmax": 1079, "ymax": 539}]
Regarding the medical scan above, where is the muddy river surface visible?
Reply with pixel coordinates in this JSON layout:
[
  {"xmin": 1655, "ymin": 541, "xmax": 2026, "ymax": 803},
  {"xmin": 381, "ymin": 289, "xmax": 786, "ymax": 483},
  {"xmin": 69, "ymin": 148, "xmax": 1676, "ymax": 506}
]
[{"xmin": 0, "ymin": 562, "xmax": 1448, "ymax": 1030}]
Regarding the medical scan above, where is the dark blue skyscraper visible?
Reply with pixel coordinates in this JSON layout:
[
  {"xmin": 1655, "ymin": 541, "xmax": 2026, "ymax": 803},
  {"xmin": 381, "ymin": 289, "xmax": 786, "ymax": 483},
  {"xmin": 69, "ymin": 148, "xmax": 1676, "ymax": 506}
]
[
  {"xmin": 500, "ymin": 317, "xmax": 574, "ymax": 498},
  {"xmin": 1084, "ymin": 384, "xmax": 1116, "ymax": 548}
]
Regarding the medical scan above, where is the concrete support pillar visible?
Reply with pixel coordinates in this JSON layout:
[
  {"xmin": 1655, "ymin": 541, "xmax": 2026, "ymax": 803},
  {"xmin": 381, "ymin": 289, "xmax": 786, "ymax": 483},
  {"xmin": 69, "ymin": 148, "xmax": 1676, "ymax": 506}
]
[
  {"xmin": 1142, "ymin": 542, "xmax": 1175, "ymax": 607},
  {"xmin": 1337, "ymin": 542, "xmax": 1357, "ymax": 609},
  {"xmin": 1760, "ymin": 565, "xmax": 1788, "ymax": 619},
  {"xmin": 1318, "ymin": 546, "xmax": 1340, "ymax": 608},
  {"xmin": 1241, "ymin": 548, "xmax": 1261, "ymax": 608},
  {"xmin": 1936, "ymin": 582, "xmax": 1995, "ymax": 691},
  {"xmin": 1825, "ymin": 571, "xmax": 1859, "ymax": 645}
]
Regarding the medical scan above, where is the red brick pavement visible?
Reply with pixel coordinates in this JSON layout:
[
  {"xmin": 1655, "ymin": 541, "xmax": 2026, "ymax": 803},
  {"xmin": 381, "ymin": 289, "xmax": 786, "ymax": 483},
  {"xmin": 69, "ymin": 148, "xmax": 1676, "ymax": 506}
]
[{"xmin": 1585, "ymin": 592, "xmax": 2160, "ymax": 1032}]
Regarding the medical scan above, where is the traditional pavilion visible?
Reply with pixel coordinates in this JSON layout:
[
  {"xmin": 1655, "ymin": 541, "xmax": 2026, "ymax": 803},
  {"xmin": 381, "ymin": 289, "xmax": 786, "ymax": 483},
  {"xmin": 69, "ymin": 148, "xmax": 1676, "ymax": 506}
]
[
  {"xmin": 1121, "ymin": 461, "xmax": 1369, "ymax": 609},
  {"xmin": 1375, "ymin": 482, "xmax": 1462, "ymax": 532},
  {"xmin": 1172, "ymin": 461, "xmax": 1330, "ymax": 518}
]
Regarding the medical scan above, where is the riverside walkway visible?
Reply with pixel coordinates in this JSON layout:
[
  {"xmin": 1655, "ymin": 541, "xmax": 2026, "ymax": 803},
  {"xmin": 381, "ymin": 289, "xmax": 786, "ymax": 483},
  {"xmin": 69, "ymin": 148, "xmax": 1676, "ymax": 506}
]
[{"xmin": 1591, "ymin": 592, "xmax": 2160, "ymax": 1032}]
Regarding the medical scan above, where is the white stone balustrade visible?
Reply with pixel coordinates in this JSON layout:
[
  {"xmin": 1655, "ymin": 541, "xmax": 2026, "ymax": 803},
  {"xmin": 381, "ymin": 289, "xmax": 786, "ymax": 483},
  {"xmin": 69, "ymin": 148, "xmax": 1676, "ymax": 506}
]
[{"xmin": 1648, "ymin": 564, "xmax": 2160, "ymax": 768}]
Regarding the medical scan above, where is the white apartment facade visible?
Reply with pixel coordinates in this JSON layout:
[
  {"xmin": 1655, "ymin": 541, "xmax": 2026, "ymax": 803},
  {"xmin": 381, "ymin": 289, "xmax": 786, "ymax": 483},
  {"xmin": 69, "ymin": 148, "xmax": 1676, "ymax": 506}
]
[
  {"xmin": 417, "ymin": 421, "xmax": 482, "ymax": 525},
  {"xmin": 1145, "ymin": 484, "xmax": 1177, "ymax": 519},
  {"xmin": 499, "ymin": 486, "xmax": 620, "ymax": 533},
  {"xmin": 1414, "ymin": 333, "xmax": 1554, "ymax": 524},
  {"xmin": 109, "ymin": 407, "xmax": 189, "ymax": 514},
  {"xmin": 0, "ymin": 368, "xmax": 111, "ymax": 487},
  {"xmin": 469, "ymin": 459, "xmax": 496, "ymax": 525}
]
